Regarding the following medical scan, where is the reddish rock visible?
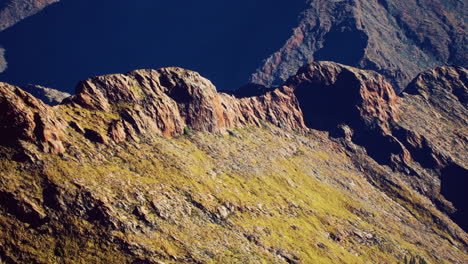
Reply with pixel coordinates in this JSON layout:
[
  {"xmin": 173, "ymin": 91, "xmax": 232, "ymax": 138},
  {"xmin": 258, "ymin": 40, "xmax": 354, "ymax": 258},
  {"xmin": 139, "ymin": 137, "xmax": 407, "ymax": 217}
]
[
  {"xmin": 0, "ymin": 82, "xmax": 65, "ymax": 155},
  {"xmin": 63, "ymin": 67, "xmax": 307, "ymax": 139}
]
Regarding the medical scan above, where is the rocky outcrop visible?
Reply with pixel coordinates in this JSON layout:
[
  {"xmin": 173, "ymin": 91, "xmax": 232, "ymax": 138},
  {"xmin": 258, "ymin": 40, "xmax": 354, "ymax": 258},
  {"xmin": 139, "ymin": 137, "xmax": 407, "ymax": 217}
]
[
  {"xmin": 285, "ymin": 62, "xmax": 409, "ymax": 168},
  {"xmin": 21, "ymin": 84, "xmax": 70, "ymax": 105},
  {"xmin": 0, "ymin": 63, "xmax": 467, "ymax": 263},
  {"xmin": 0, "ymin": 62, "xmax": 466, "ymax": 231},
  {"xmin": 397, "ymin": 66, "xmax": 468, "ymax": 230},
  {"xmin": 0, "ymin": 82, "xmax": 65, "ymax": 157},
  {"xmin": 283, "ymin": 61, "xmax": 467, "ymax": 231},
  {"xmin": 63, "ymin": 67, "xmax": 306, "ymax": 140},
  {"xmin": 251, "ymin": 0, "xmax": 467, "ymax": 92}
]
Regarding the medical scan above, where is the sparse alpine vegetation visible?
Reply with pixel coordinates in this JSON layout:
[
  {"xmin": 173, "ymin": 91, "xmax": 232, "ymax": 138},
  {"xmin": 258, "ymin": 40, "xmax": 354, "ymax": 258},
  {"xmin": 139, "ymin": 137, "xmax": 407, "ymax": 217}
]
[{"xmin": 0, "ymin": 62, "xmax": 466, "ymax": 263}]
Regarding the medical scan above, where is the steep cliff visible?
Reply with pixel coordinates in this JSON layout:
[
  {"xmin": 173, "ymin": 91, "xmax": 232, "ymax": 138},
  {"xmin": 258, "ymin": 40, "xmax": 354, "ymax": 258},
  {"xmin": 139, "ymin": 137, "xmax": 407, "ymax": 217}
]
[
  {"xmin": 283, "ymin": 62, "xmax": 468, "ymax": 232},
  {"xmin": 251, "ymin": 0, "xmax": 467, "ymax": 92},
  {"xmin": 0, "ymin": 63, "xmax": 466, "ymax": 263}
]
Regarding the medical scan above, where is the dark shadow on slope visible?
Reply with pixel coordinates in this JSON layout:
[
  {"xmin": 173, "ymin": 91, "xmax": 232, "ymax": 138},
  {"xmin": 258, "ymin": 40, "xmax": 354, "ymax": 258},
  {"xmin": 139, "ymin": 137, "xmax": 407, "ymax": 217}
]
[
  {"xmin": 315, "ymin": 27, "xmax": 368, "ymax": 66},
  {"xmin": 225, "ymin": 83, "xmax": 274, "ymax": 98},
  {"xmin": 440, "ymin": 164, "xmax": 468, "ymax": 232},
  {"xmin": 293, "ymin": 70, "xmax": 361, "ymax": 131},
  {"xmin": 294, "ymin": 69, "xmax": 405, "ymax": 167}
]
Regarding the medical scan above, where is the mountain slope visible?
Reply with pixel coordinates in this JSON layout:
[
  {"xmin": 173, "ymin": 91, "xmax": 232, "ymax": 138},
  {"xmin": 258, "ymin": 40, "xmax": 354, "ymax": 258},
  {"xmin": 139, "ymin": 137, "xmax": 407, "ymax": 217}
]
[
  {"xmin": 251, "ymin": 0, "xmax": 467, "ymax": 92},
  {"xmin": 0, "ymin": 63, "xmax": 466, "ymax": 263}
]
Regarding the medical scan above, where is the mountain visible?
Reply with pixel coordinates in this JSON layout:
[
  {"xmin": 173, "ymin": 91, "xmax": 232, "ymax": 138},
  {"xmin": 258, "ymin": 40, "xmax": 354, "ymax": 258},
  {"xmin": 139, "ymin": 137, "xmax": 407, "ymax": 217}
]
[
  {"xmin": 0, "ymin": 0, "xmax": 60, "ymax": 31},
  {"xmin": 251, "ymin": 0, "xmax": 467, "ymax": 92},
  {"xmin": 21, "ymin": 84, "xmax": 70, "ymax": 105},
  {"xmin": 0, "ymin": 62, "xmax": 466, "ymax": 263}
]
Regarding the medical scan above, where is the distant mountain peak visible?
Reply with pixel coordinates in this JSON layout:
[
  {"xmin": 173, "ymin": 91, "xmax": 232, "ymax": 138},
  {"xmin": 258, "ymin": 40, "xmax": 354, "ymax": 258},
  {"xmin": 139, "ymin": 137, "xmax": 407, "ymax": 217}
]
[{"xmin": 252, "ymin": 0, "xmax": 467, "ymax": 92}]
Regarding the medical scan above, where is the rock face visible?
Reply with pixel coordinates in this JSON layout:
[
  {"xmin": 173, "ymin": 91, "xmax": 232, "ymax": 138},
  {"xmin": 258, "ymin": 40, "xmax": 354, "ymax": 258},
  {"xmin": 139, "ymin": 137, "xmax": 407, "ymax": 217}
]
[
  {"xmin": 63, "ymin": 67, "xmax": 306, "ymax": 139},
  {"xmin": 0, "ymin": 82, "xmax": 65, "ymax": 157},
  {"xmin": 397, "ymin": 66, "xmax": 468, "ymax": 230},
  {"xmin": 251, "ymin": 0, "xmax": 467, "ymax": 92},
  {"xmin": 0, "ymin": 63, "xmax": 467, "ymax": 263},
  {"xmin": 286, "ymin": 62, "xmax": 409, "ymax": 168},
  {"xmin": 284, "ymin": 61, "xmax": 468, "ymax": 231},
  {"xmin": 21, "ymin": 84, "xmax": 70, "ymax": 105}
]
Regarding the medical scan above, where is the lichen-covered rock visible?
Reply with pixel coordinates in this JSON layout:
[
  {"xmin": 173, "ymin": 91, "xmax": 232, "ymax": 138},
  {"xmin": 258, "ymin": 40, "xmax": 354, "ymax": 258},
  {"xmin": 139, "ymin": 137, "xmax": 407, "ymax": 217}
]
[
  {"xmin": 281, "ymin": 62, "xmax": 467, "ymax": 231},
  {"xmin": 0, "ymin": 63, "xmax": 467, "ymax": 264},
  {"xmin": 397, "ymin": 66, "xmax": 468, "ymax": 230}
]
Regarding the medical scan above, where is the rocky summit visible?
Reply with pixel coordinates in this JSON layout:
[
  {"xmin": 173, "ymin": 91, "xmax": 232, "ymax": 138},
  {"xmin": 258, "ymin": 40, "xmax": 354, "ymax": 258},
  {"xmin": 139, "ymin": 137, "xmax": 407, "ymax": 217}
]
[
  {"xmin": 0, "ymin": 62, "xmax": 466, "ymax": 263},
  {"xmin": 251, "ymin": 0, "xmax": 467, "ymax": 92}
]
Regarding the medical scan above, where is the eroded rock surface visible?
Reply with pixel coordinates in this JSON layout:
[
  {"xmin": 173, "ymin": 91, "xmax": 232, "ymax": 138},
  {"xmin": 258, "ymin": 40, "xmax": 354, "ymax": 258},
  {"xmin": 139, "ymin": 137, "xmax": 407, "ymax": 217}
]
[
  {"xmin": 63, "ymin": 67, "xmax": 307, "ymax": 139},
  {"xmin": 0, "ymin": 63, "xmax": 467, "ymax": 263},
  {"xmin": 0, "ymin": 82, "xmax": 65, "ymax": 156}
]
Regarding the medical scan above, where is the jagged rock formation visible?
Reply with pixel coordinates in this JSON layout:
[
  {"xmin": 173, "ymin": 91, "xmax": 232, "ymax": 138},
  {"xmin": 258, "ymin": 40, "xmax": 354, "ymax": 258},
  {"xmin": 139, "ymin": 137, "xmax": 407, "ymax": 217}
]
[
  {"xmin": 282, "ymin": 61, "xmax": 468, "ymax": 231},
  {"xmin": 0, "ymin": 63, "xmax": 467, "ymax": 263},
  {"xmin": 63, "ymin": 67, "xmax": 306, "ymax": 140},
  {"xmin": 397, "ymin": 66, "xmax": 468, "ymax": 230},
  {"xmin": 251, "ymin": 0, "xmax": 467, "ymax": 92},
  {"xmin": 0, "ymin": 82, "xmax": 65, "ymax": 157},
  {"xmin": 21, "ymin": 84, "xmax": 70, "ymax": 105}
]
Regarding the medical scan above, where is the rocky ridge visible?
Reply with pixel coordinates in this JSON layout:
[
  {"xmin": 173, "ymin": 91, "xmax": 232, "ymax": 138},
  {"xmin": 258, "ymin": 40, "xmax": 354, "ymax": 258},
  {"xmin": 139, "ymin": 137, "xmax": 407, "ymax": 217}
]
[
  {"xmin": 251, "ymin": 0, "xmax": 467, "ymax": 92},
  {"xmin": 62, "ymin": 67, "xmax": 306, "ymax": 140},
  {"xmin": 0, "ymin": 62, "xmax": 466, "ymax": 263},
  {"xmin": 21, "ymin": 84, "xmax": 70, "ymax": 105}
]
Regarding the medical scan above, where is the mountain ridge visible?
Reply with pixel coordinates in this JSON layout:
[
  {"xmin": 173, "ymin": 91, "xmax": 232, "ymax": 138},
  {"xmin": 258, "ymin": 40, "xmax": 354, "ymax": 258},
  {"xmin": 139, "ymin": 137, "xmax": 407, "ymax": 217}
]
[
  {"xmin": 0, "ymin": 61, "xmax": 466, "ymax": 263},
  {"xmin": 251, "ymin": 0, "xmax": 467, "ymax": 92}
]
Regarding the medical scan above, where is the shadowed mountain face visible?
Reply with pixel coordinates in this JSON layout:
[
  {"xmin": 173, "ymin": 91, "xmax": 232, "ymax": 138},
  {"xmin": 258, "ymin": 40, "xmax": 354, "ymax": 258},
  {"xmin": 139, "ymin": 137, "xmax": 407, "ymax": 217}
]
[
  {"xmin": 0, "ymin": 0, "xmax": 60, "ymax": 31},
  {"xmin": 251, "ymin": 0, "xmax": 467, "ymax": 92},
  {"xmin": 0, "ymin": 0, "xmax": 306, "ymax": 93},
  {"xmin": 0, "ymin": 0, "xmax": 60, "ymax": 72}
]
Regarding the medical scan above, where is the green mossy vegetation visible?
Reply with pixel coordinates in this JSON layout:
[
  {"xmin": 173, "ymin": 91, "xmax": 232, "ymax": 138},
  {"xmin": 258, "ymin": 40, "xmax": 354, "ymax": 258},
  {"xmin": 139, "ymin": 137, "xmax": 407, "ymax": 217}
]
[{"xmin": 0, "ymin": 118, "xmax": 466, "ymax": 263}]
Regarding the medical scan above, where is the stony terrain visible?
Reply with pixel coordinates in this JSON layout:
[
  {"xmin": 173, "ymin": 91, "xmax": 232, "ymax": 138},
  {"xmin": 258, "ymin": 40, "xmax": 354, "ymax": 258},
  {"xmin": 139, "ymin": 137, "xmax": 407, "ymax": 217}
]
[
  {"xmin": 0, "ymin": 62, "xmax": 466, "ymax": 263},
  {"xmin": 251, "ymin": 0, "xmax": 467, "ymax": 92}
]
